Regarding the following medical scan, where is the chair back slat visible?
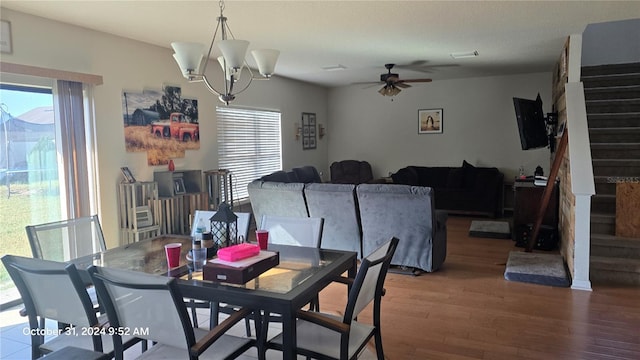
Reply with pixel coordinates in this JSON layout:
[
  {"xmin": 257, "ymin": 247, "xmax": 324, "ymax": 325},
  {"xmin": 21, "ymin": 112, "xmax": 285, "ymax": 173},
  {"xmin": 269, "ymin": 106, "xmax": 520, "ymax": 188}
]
[
  {"xmin": 260, "ymin": 215, "xmax": 324, "ymax": 248},
  {"xmin": 347, "ymin": 237, "xmax": 398, "ymax": 320},
  {"xmin": 90, "ymin": 266, "xmax": 194, "ymax": 350},
  {"xmin": 26, "ymin": 215, "xmax": 106, "ymax": 262},
  {"xmin": 1, "ymin": 255, "xmax": 96, "ymax": 327}
]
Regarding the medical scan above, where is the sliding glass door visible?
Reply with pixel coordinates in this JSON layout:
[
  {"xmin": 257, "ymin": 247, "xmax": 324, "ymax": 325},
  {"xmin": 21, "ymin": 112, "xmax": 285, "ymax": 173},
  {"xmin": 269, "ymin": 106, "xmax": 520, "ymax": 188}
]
[
  {"xmin": 0, "ymin": 83, "xmax": 61, "ymax": 308},
  {"xmin": 0, "ymin": 76, "xmax": 97, "ymax": 309}
]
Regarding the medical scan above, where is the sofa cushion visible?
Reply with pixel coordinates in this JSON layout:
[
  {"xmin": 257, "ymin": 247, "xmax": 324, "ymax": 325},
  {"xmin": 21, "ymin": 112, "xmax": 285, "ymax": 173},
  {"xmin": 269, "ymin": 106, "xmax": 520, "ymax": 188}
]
[
  {"xmin": 390, "ymin": 166, "xmax": 419, "ymax": 185},
  {"xmin": 446, "ymin": 168, "xmax": 465, "ymax": 188},
  {"xmin": 356, "ymin": 183, "xmax": 445, "ymax": 272},
  {"xmin": 304, "ymin": 183, "xmax": 361, "ymax": 256},
  {"xmin": 261, "ymin": 171, "xmax": 291, "ymax": 183},
  {"xmin": 292, "ymin": 166, "xmax": 322, "ymax": 183},
  {"xmin": 247, "ymin": 181, "xmax": 308, "ymax": 228},
  {"xmin": 413, "ymin": 167, "xmax": 451, "ymax": 188}
]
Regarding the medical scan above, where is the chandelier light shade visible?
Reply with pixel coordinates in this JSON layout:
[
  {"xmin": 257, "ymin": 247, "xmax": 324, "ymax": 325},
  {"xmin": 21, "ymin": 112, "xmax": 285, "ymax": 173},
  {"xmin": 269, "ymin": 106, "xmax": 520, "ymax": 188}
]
[
  {"xmin": 171, "ymin": 42, "xmax": 205, "ymax": 79},
  {"xmin": 171, "ymin": 0, "xmax": 279, "ymax": 105},
  {"xmin": 217, "ymin": 39, "xmax": 249, "ymax": 69},
  {"xmin": 251, "ymin": 49, "xmax": 280, "ymax": 77}
]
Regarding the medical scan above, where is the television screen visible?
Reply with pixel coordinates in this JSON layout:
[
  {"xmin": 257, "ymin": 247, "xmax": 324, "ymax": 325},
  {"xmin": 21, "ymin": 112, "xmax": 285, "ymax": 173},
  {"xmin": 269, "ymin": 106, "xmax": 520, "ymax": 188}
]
[{"xmin": 513, "ymin": 94, "xmax": 548, "ymax": 150}]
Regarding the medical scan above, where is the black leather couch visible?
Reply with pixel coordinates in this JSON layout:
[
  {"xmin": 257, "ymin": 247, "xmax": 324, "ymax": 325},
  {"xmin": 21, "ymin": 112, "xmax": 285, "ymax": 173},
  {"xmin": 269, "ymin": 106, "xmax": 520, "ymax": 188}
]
[
  {"xmin": 259, "ymin": 165, "xmax": 322, "ymax": 183},
  {"xmin": 391, "ymin": 161, "xmax": 504, "ymax": 217}
]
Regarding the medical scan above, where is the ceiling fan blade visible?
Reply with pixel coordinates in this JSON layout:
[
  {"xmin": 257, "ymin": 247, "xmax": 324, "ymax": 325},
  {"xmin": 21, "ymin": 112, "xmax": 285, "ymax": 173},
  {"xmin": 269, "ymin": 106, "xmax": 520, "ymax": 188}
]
[
  {"xmin": 395, "ymin": 82, "xmax": 411, "ymax": 88},
  {"xmin": 400, "ymin": 78, "xmax": 433, "ymax": 83}
]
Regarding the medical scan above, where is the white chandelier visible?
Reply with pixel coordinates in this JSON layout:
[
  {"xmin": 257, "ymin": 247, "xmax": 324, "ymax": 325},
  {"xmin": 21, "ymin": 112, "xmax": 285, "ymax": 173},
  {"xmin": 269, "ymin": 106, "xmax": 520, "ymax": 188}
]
[{"xmin": 171, "ymin": 0, "xmax": 279, "ymax": 105}]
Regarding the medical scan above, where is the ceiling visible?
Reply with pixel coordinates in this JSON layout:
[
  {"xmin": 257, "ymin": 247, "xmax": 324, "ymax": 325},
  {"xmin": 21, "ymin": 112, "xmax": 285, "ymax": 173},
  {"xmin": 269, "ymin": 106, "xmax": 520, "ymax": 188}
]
[{"xmin": 2, "ymin": 1, "xmax": 639, "ymax": 88}]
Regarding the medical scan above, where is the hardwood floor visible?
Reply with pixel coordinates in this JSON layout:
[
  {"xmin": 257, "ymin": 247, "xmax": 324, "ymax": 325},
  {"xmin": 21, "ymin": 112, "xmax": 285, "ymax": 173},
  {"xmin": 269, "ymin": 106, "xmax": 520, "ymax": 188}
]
[{"xmin": 318, "ymin": 216, "xmax": 640, "ymax": 360}]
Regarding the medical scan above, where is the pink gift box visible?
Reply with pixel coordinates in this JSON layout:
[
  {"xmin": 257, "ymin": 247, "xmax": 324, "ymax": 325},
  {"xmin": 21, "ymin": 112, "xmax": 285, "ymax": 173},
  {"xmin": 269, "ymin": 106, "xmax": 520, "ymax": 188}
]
[{"xmin": 217, "ymin": 243, "xmax": 261, "ymax": 262}]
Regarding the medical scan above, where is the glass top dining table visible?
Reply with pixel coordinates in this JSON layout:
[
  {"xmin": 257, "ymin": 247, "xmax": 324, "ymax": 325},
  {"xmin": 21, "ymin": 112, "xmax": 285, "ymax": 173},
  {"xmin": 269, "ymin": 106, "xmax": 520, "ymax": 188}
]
[{"xmin": 72, "ymin": 235, "xmax": 358, "ymax": 360}]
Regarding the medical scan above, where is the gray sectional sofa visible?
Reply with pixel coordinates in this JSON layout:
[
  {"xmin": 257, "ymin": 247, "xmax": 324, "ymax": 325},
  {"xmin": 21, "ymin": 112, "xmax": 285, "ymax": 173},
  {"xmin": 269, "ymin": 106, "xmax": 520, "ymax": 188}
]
[{"xmin": 247, "ymin": 180, "xmax": 447, "ymax": 272}]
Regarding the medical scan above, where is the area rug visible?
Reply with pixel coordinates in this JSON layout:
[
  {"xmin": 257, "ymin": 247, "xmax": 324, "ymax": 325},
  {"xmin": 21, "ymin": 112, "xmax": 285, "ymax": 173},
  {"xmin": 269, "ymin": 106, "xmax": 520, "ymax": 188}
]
[
  {"xmin": 504, "ymin": 251, "xmax": 571, "ymax": 287},
  {"xmin": 469, "ymin": 220, "xmax": 511, "ymax": 239}
]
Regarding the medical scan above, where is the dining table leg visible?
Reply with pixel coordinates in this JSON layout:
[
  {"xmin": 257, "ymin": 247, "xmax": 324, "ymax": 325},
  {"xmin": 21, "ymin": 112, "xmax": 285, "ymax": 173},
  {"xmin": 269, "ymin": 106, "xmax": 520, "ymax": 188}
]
[{"xmin": 281, "ymin": 309, "xmax": 297, "ymax": 360}]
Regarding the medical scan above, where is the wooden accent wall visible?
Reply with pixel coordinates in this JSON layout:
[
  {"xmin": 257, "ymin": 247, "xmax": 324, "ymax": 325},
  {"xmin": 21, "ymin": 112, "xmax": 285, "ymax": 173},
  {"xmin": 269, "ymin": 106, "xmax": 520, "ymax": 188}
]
[{"xmin": 553, "ymin": 37, "xmax": 576, "ymax": 277}]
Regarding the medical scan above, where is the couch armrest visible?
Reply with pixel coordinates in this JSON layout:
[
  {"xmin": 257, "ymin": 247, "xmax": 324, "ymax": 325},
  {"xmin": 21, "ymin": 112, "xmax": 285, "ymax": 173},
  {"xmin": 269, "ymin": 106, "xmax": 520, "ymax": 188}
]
[{"xmin": 435, "ymin": 210, "xmax": 448, "ymax": 231}]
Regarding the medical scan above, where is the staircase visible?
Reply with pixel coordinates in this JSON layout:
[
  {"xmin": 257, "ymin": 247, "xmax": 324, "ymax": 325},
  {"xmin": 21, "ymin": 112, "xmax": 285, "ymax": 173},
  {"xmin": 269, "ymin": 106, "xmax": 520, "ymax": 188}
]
[{"xmin": 582, "ymin": 62, "xmax": 640, "ymax": 286}]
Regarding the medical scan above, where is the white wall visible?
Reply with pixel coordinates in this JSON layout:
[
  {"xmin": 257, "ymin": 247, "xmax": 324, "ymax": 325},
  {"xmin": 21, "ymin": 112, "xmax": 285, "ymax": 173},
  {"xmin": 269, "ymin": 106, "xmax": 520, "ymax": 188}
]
[
  {"xmin": 1, "ymin": 9, "xmax": 328, "ymax": 246},
  {"xmin": 327, "ymin": 72, "xmax": 553, "ymax": 179},
  {"xmin": 582, "ymin": 18, "xmax": 640, "ymax": 66}
]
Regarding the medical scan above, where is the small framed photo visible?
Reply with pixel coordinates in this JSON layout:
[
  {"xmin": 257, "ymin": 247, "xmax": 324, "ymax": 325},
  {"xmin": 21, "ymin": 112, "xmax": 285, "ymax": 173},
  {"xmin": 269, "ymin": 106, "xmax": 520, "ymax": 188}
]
[
  {"xmin": 418, "ymin": 108, "xmax": 443, "ymax": 134},
  {"xmin": 301, "ymin": 112, "xmax": 317, "ymax": 150},
  {"xmin": 173, "ymin": 178, "xmax": 186, "ymax": 195},
  {"xmin": 120, "ymin": 167, "xmax": 136, "ymax": 183},
  {"xmin": 1, "ymin": 20, "xmax": 12, "ymax": 54}
]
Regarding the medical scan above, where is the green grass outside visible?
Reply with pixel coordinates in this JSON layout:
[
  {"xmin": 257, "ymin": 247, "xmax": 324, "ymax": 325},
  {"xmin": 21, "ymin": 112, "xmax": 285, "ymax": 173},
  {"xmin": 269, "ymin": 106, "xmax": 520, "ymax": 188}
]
[{"xmin": 0, "ymin": 181, "xmax": 61, "ymax": 292}]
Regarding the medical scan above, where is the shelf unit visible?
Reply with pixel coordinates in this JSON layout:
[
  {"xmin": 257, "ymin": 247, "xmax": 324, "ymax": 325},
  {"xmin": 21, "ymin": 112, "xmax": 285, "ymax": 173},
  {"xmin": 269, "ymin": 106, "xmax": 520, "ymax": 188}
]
[
  {"xmin": 204, "ymin": 169, "xmax": 234, "ymax": 210},
  {"xmin": 117, "ymin": 181, "xmax": 161, "ymax": 244},
  {"xmin": 153, "ymin": 169, "xmax": 209, "ymax": 235}
]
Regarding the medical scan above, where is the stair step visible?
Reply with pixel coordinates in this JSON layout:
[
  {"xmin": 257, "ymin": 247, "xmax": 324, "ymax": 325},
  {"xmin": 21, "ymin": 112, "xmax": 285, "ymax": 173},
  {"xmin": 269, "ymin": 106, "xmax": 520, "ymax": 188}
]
[
  {"xmin": 584, "ymin": 85, "xmax": 640, "ymax": 100},
  {"xmin": 589, "ymin": 128, "xmax": 640, "ymax": 145},
  {"xmin": 590, "ymin": 143, "xmax": 640, "ymax": 159},
  {"xmin": 591, "ymin": 213, "xmax": 615, "ymax": 235},
  {"xmin": 591, "ymin": 194, "xmax": 616, "ymax": 213},
  {"xmin": 594, "ymin": 176, "xmax": 616, "ymax": 195},
  {"xmin": 590, "ymin": 257, "xmax": 640, "ymax": 286},
  {"xmin": 582, "ymin": 73, "xmax": 640, "ymax": 88},
  {"xmin": 591, "ymin": 234, "xmax": 640, "ymax": 258},
  {"xmin": 592, "ymin": 159, "xmax": 640, "ymax": 177},
  {"xmin": 586, "ymin": 98, "xmax": 640, "ymax": 114},
  {"xmin": 582, "ymin": 62, "xmax": 640, "ymax": 77},
  {"xmin": 588, "ymin": 112, "xmax": 640, "ymax": 128}
]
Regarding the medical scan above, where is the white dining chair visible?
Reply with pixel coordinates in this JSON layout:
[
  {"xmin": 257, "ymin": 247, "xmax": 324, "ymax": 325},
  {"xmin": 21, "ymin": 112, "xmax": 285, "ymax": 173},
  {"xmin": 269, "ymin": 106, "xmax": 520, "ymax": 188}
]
[
  {"xmin": 259, "ymin": 215, "xmax": 324, "ymax": 248},
  {"xmin": 25, "ymin": 215, "xmax": 106, "ymax": 262},
  {"xmin": 190, "ymin": 210, "xmax": 252, "ymax": 329},
  {"xmin": 1, "ymin": 254, "xmax": 141, "ymax": 359},
  {"xmin": 88, "ymin": 265, "xmax": 255, "ymax": 360},
  {"xmin": 190, "ymin": 210, "xmax": 251, "ymax": 242},
  {"xmin": 265, "ymin": 237, "xmax": 399, "ymax": 360}
]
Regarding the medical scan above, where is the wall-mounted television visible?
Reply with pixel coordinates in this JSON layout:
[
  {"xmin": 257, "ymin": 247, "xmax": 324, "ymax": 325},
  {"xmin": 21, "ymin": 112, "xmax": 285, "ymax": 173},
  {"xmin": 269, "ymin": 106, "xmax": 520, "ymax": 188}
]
[{"xmin": 513, "ymin": 94, "xmax": 549, "ymax": 150}]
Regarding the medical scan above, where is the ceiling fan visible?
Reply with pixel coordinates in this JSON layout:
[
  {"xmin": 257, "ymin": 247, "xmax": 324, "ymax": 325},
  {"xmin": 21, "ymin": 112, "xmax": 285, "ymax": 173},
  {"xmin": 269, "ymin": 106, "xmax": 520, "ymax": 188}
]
[{"xmin": 375, "ymin": 63, "xmax": 432, "ymax": 96}]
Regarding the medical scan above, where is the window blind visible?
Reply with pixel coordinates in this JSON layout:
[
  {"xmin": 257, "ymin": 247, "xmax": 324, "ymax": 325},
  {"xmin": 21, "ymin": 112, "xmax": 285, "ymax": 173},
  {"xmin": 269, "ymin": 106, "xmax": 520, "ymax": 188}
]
[{"xmin": 217, "ymin": 106, "xmax": 282, "ymax": 201}]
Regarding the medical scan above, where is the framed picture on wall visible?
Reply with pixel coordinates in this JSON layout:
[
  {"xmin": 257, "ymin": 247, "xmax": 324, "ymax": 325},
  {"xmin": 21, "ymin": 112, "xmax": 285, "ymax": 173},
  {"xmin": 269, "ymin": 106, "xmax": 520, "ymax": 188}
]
[
  {"xmin": 418, "ymin": 108, "xmax": 443, "ymax": 134},
  {"xmin": 120, "ymin": 167, "xmax": 136, "ymax": 183},
  {"xmin": 173, "ymin": 178, "xmax": 186, "ymax": 195},
  {"xmin": 301, "ymin": 112, "xmax": 317, "ymax": 149}
]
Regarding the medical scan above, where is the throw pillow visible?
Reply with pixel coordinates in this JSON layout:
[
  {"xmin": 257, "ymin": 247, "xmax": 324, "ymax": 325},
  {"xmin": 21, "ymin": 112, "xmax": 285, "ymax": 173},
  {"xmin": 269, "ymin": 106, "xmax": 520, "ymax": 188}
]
[{"xmin": 462, "ymin": 160, "xmax": 478, "ymax": 188}]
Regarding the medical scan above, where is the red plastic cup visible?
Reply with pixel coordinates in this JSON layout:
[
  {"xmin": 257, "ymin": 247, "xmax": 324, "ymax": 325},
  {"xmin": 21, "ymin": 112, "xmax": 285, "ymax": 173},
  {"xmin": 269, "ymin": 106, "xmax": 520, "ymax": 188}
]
[
  {"xmin": 256, "ymin": 230, "xmax": 269, "ymax": 250},
  {"xmin": 165, "ymin": 243, "xmax": 182, "ymax": 268}
]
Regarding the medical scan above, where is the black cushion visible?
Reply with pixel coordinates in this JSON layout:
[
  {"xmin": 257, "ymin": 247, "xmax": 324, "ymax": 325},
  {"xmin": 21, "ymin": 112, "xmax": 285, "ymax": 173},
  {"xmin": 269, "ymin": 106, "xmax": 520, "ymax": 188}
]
[
  {"xmin": 330, "ymin": 160, "xmax": 374, "ymax": 184},
  {"xmin": 292, "ymin": 166, "xmax": 321, "ymax": 183},
  {"xmin": 446, "ymin": 168, "xmax": 464, "ymax": 188},
  {"xmin": 261, "ymin": 171, "xmax": 290, "ymax": 182},
  {"xmin": 462, "ymin": 160, "xmax": 478, "ymax": 188}
]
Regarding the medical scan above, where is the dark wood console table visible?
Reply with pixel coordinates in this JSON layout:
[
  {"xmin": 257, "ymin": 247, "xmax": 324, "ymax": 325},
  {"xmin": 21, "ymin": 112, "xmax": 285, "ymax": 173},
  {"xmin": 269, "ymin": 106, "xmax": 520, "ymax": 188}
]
[{"xmin": 512, "ymin": 181, "xmax": 559, "ymax": 249}]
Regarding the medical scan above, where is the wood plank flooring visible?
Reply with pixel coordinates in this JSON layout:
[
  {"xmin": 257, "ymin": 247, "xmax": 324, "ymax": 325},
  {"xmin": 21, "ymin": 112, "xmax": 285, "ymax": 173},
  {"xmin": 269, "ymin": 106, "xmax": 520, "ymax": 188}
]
[{"xmin": 318, "ymin": 216, "xmax": 640, "ymax": 360}]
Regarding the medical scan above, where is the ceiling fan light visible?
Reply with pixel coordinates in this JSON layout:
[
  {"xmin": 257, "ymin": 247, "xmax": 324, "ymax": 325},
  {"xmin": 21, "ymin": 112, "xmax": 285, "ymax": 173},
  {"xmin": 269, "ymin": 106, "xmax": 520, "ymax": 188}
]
[
  {"xmin": 379, "ymin": 84, "xmax": 401, "ymax": 96},
  {"xmin": 171, "ymin": 42, "xmax": 205, "ymax": 77},
  {"xmin": 252, "ymin": 49, "xmax": 280, "ymax": 77},
  {"xmin": 217, "ymin": 39, "xmax": 250, "ymax": 69}
]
